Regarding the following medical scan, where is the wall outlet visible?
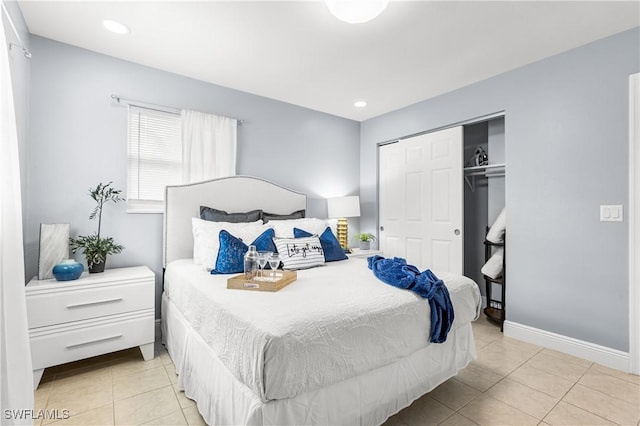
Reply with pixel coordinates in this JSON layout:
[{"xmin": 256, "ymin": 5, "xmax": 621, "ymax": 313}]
[{"xmin": 600, "ymin": 205, "xmax": 623, "ymax": 222}]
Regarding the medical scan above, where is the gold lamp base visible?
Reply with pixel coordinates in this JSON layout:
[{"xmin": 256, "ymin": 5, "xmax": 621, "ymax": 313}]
[{"xmin": 336, "ymin": 217, "xmax": 351, "ymax": 253}]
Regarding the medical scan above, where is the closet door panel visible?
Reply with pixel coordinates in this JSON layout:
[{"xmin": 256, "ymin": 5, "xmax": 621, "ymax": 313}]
[
  {"xmin": 432, "ymin": 239, "xmax": 452, "ymax": 273},
  {"xmin": 385, "ymin": 236, "xmax": 405, "ymax": 260},
  {"xmin": 431, "ymin": 169, "xmax": 451, "ymax": 222},
  {"xmin": 379, "ymin": 141, "xmax": 406, "ymax": 259},
  {"xmin": 406, "ymin": 237, "xmax": 425, "ymax": 270},
  {"xmin": 406, "ymin": 172, "xmax": 423, "ymax": 221},
  {"xmin": 378, "ymin": 126, "xmax": 463, "ymax": 273}
]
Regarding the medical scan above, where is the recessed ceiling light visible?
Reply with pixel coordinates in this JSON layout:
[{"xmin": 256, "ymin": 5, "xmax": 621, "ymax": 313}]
[
  {"xmin": 103, "ymin": 20, "xmax": 129, "ymax": 35},
  {"xmin": 354, "ymin": 101, "xmax": 367, "ymax": 108}
]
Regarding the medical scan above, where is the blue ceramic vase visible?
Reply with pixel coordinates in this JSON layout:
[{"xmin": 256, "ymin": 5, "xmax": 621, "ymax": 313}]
[{"xmin": 52, "ymin": 259, "xmax": 84, "ymax": 281}]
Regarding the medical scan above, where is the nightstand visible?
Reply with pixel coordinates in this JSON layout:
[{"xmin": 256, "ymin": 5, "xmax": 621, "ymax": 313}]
[
  {"xmin": 26, "ymin": 266, "xmax": 155, "ymax": 389},
  {"xmin": 349, "ymin": 248, "xmax": 383, "ymax": 259}
]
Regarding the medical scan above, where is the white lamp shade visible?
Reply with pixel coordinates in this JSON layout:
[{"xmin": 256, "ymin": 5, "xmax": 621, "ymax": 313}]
[
  {"xmin": 325, "ymin": 0, "xmax": 389, "ymax": 24},
  {"xmin": 327, "ymin": 196, "xmax": 361, "ymax": 218}
]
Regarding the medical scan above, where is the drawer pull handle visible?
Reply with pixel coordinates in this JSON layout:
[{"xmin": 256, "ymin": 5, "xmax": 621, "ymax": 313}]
[
  {"xmin": 66, "ymin": 334, "xmax": 123, "ymax": 349},
  {"xmin": 66, "ymin": 298, "xmax": 123, "ymax": 309}
]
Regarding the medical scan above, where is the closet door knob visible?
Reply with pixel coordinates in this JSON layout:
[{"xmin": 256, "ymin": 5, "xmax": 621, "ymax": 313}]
[
  {"xmin": 380, "ymin": 226, "xmax": 385, "ymax": 231},
  {"xmin": 454, "ymin": 229, "xmax": 461, "ymax": 235}
]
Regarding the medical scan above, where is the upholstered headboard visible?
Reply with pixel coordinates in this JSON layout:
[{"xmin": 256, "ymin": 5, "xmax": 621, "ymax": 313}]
[{"xmin": 163, "ymin": 176, "xmax": 307, "ymax": 267}]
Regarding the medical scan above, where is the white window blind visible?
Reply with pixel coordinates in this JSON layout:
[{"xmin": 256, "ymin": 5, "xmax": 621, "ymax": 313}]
[{"xmin": 127, "ymin": 106, "xmax": 182, "ymax": 211}]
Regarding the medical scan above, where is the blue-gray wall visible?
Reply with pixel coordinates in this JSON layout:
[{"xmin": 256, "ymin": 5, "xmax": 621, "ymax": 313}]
[
  {"xmin": 27, "ymin": 36, "xmax": 360, "ymax": 317},
  {"xmin": 361, "ymin": 27, "xmax": 640, "ymax": 352}
]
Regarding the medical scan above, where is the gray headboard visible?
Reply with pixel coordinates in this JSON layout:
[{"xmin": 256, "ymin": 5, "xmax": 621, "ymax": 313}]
[{"xmin": 163, "ymin": 176, "xmax": 307, "ymax": 267}]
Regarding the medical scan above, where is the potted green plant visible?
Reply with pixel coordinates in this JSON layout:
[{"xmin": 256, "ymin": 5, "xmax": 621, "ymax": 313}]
[
  {"xmin": 353, "ymin": 233, "xmax": 376, "ymax": 250},
  {"xmin": 70, "ymin": 182, "xmax": 124, "ymax": 273}
]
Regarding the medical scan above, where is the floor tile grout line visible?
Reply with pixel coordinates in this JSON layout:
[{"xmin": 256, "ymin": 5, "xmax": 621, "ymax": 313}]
[
  {"xmin": 585, "ymin": 363, "xmax": 640, "ymax": 387},
  {"xmin": 482, "ymin": 346, "xmax": 570, "ymax": 418},
  {"xmin": 508, "ymin": 359, "xmax": 588, "ymax": 400},
  {"xmin": 539, "ymin": 361, "xmax": 627, "ymax": 426},
  {"xmin": 111, "ymin": 357, "xmax": 117, "ymax": 426},
  {"xmin": 539, "ymin": 382, "xmax": 580, "ymax": 424},
  {"xmin": 435, "ymin": 411, "xmax": 455, "ymax": 425},
  {"xmin": 527, "ymin": 352, "xmax": 594, "ymax": 382},
  {"xmin": 453, "ymin": 340, "xmax": 569, "ymax": 423},
  {"xmin": 450, "ymin": 391, "xmax": 483, "ymax": 422},
  {"xmin": 562, "ymin": 380, "xmax": 640, "ymax": 424},
  {"xmin": 136, "ymin": 408, "xmax": 182, "ymax": 426},
  {"xmin": 559, "ymin": 398, "xmax": 626, "ymax": 426},
  {"xmin": 52, "ymin": 364, "xmax": 111, "ymax": 382},
  {"xmin": 435, "ymin": 409, "xmax": 480, "ymax": 426},
  {"xmin": 113, "ymin": 379, "xmax": 173, "ymax": 404},
  {"xmin": 466, "ymin": 378, "xmax": 543, "ymax": 422},
  {"xmin": 538, "ymin": 347, "xmax": 595, "ymax": 369},
  {"xmin": 429, "ymin": 378, "xmax": 481, "ymax": 413},
  {"xmin": 456, "ymin": 411, "xmax": 480, "ymax": 426},
  {"xmin": 471, "ymin": 343, "xmax": 543, "ymax": 393}
]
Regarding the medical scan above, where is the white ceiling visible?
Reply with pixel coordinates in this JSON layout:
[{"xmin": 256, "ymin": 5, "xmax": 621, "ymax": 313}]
[{"xmin": 17, "ymin": 1, "xmax": 640, "ymax": 121}]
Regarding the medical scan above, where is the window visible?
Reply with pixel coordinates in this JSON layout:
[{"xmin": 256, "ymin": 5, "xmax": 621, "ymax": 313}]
[{"xmin": 127, "ymin": 106, "xmax": 182, "ymax": 212}]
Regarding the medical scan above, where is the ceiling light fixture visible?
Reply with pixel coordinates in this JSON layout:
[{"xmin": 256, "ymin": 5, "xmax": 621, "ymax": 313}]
[
  {"xmin": 354, "ymin": 101, "xmax": 367, "ymax": 108},
  {"xmin": 103, "ymin": 19, "xmax": 129, "ymax": 35},
  {"xmin": 325, "ymin": 0, "xmax": 389, "ymax": 24}
]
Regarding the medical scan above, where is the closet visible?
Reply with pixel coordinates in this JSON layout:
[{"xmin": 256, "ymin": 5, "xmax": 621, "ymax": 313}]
[
  {"xmin": 377, "ymin": 115, "xmax": 506, "ymax": 325},
  {"xmin": 463, "ymin": 117, "xmax": 506, "ymax": 328}
]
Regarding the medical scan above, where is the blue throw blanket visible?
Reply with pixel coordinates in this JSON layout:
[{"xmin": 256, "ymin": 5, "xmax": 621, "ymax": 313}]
[{"xmin": 367, "ymin": 255, "xmax": 454, "ymax": 343}]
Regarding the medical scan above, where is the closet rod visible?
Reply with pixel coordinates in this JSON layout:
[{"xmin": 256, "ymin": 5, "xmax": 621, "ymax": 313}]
[
  {"xmin": 464, "ymin": 163, "xmax": 505, "ymax": 191},
  {"xmin": 110, "ymin": 94, "xmax": 244, "ymax": 125},
  {"xmin": 463, "ymin": 163, "xmax": 505, "ymax": 173},
  {"xmin": 1, "ymin": 2, "xmax": 32, "ymax": 59},
  {"xmin": 465, "ymin": 171, "xmax": 505, "ymax": 177}
]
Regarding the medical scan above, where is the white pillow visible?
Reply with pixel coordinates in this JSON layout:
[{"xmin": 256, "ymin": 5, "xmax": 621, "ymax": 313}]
[
  {"xmin": 481, "ymin": 248, "xmax": 504, "ymax": 279},
  {"xmin": 486, "ymin": 208, "xmax": 506, "ymax": 244},
  {"xmin": 270, "ymin": 218, "xmax": 331, "ymax": 238},
  {"xmin": 192, "ymin": 218, "xmax": 266, "ymax": 270},
  {"xmin": 273, "ymin": 236, "xmax": 325, "ymax": 270}
]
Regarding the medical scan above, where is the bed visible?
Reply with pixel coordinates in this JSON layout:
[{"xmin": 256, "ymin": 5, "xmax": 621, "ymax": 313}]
[{"xmin": 161, "ymin": 176, "xmax": 481, "ymax": 426}]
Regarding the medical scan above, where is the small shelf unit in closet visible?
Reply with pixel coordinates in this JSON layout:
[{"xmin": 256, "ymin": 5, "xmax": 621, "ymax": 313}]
[{"xmin": 483, "ymin": 228, "xmax": 505, "ymax": 331}]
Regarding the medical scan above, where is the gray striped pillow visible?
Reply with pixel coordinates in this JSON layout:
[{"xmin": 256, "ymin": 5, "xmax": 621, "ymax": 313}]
[{"xmin": 273, "ymin": 237, "xmax": 325, "ymax": 270}]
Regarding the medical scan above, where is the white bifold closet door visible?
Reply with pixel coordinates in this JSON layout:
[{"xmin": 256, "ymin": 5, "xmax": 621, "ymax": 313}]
[{"xmin": 378, "ymin": 126, "xmax": 463, "ymax": 273}]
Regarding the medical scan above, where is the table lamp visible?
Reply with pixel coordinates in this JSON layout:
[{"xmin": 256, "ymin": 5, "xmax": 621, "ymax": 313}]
[{"xmin": 327, "ymin": 195, "xmax": 360, "ymax": 253}]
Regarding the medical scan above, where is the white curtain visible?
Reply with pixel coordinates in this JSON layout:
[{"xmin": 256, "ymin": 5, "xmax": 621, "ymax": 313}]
[
  {"xmin": 0, "ymin": 11, "xmax": 34, "ymax": 425},
  {"xmin": 181, "ymin": 109, "xmax": 237, "ymax": 183}
]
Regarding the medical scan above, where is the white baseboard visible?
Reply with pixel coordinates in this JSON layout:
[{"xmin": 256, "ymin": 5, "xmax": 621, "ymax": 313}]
[{"xmin": 503, "ymin": 321, "xmax": 630, "ymax": 373}]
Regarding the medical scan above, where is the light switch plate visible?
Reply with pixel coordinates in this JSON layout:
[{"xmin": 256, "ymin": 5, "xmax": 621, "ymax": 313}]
[{"xmin": 600, "ymin": 205, "xmax": 623, "ymax": 222}]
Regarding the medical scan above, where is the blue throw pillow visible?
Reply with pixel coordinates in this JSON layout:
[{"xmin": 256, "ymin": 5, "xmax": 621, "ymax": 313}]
[
  {"xmin": 293, "ymin": 227, "xmax": 348, "ymax": 262},
  {"xmin": 211, "ymin": 228, "xmax": 276, "ymax": 274}
]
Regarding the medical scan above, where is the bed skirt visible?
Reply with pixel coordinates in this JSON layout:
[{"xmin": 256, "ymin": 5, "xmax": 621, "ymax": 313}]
[{"xmin": 161, "ymin": 293, "xmax": 477, "ymax": 426}]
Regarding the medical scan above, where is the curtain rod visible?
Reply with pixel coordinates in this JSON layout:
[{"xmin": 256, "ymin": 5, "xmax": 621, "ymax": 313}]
[
  {"xmin": 110, "ymin": 94, "xmax": 244, "ymax": 125},
  {"xmin": 1, "ymin": 2, "xmax": 32, "ymax": 59}
]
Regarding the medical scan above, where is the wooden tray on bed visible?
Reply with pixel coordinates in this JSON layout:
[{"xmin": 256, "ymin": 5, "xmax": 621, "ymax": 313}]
[{"xmin": 227, "ymin": 270, "xmax": 297, "ymax": 292}]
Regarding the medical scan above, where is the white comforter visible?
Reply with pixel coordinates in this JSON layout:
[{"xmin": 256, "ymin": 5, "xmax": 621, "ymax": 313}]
[{"xmin": 164, "ymin": 257, "xmax": 481, "ymax": 403}]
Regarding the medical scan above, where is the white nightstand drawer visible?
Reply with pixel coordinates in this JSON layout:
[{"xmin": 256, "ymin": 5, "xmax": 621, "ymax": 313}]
[
  {"xmin": 29, "ymin": 310, "xmax": 154, "ymax": 370},
  {"xmin": 27, "ymin": 280, "xmax": 154, "ymax": 329}
]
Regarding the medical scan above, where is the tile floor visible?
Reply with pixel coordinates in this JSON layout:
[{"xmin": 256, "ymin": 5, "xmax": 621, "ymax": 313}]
[{"xmin": 33, "ymin": 314, "xmax": 640, "ymax": 425}]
